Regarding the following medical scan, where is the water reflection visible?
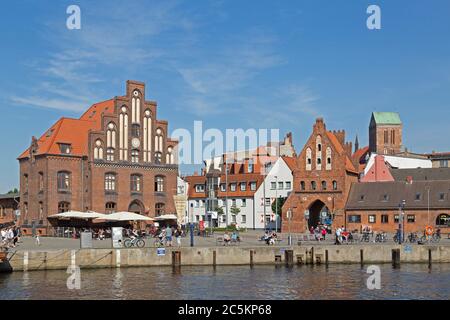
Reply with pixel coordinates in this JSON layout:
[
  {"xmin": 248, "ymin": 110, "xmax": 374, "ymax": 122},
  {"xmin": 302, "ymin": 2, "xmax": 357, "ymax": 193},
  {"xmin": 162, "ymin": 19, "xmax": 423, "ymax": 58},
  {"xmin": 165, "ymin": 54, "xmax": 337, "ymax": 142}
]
[{"xmin": 0, "ymin": 264, "xmax": 448, "ymax": 300}]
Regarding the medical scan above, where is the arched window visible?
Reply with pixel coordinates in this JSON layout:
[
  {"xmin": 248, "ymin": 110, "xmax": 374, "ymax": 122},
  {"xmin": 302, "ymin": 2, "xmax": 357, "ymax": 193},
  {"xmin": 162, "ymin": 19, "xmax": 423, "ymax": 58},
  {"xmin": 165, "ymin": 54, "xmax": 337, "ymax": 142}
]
[
  {"xmin": 306, "ymin": 148, "xmax": 312, "ymax": 171},
  {"xmin": 107, "ymin": 148, "xmax": 115, "ymax": 161},
  {"xmin": 311, "ymin": 181, "xmax": 317, "ymax": 190},
  {"xmin": 326, "ymin": 147, "xmax": 332, "ymax": 170},
  {"xmin": 316, "ymin": 136, "xmax": 322, "ymax": 170},
  {"xmin": 131, "ymin": 174, "xmax": 142, "ymax": 192},
  {"xmin": 155, "ymin": 152, "xmax": 162, "ymax": 164},
  {"xmin": 57, "ymin": 171, "xmax": 71, "ymax": 191},
  {"xmin": 332, "ymin": 180, "xmax": 338, "ymax": 190},
  {"xmin": 155, "ymin": 128, "xmax": 163, "ymax": 153},
  {"xmin": 58, "ymin": 201, "xmax": 70, "ymax": 213},
  {"xmin": 131, "ymin": 90, "xmax": 141, "ymax": 124},
  {"xmin": 105, "ymin": 173, "xmax": 116, "ymax": 191},
  {"xmin": 436, "ymin": 214, "xmax": 449, "ymax": 226},
  {"xmin": 300, "ymin": 181, "xmax": 306, "ymax": 191},
  {"xmin": 131, "ymin": 149, "xmax": 139, "ymax": 163},
  {"xmin": 155, "ymin": 176, "xmax": 165, "ymax": 192},
  {"xmin": 94, "ymin": 139, "xmax": 104, "ymax": 159},
  {"xmin": 155, "ymin": 203, "xmax": 165, "ymax": 216},
  {"xmin": 321, "ymin": 181, "xmax": 327, "ymax": 190},
  {"xmin": 119, "ymin": 106, "xmax": 128, "ymax": 161},
  {"xmin": 143, "ymin": 109, "xmax": 152, "ymax": 162},
  {"xmin": 166, "ymin": 146, "xmax": 175, "ymax": 164},
  {"xmin": 131, "ymin": 124, "xmax": 140, "ymax": 137},
  {"xmin": 38, "ymin": 202, "xmax": 43, "ymax": 220},
  {"xmin": 105, "ymin": 202, "xmax": 117, "ymax": 214}
]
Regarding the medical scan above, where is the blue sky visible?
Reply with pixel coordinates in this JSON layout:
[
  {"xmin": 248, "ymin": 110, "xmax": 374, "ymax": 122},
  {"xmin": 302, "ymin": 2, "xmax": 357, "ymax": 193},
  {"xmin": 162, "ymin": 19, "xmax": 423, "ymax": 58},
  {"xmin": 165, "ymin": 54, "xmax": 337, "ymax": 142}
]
[{"xmin": 1, "ymin": 0, "xmax": 450, "ymax": 192}]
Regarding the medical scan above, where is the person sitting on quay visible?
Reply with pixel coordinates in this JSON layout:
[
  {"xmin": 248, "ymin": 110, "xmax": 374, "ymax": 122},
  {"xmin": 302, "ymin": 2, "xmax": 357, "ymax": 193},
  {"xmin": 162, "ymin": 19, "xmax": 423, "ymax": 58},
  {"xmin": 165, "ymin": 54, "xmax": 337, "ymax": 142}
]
[{"xmin": 223, "ymin": 231, "xmax": 231, "ymax": 246}]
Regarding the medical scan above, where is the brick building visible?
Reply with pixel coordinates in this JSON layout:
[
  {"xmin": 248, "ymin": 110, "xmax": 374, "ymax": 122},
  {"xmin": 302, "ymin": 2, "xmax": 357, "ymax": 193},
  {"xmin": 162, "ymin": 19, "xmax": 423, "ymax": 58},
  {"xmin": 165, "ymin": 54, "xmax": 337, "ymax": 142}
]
[
  {"xmin": 345, "ymin": 180, "xmax": 450, "ymax": 233},
  {"xmin": 18, "ymin": 80, "xmax": 178, "ymax": 235},
  {"xmin": 282, "ymin": 118, "xmax": 359, "ymax": 233},
  {"xmin": 0, "ymin": 193, "xmax": 19, "ymax": 227},
  {"xmin": 368, "ymin": 112, "xmax": 403, "ymax": 155}
]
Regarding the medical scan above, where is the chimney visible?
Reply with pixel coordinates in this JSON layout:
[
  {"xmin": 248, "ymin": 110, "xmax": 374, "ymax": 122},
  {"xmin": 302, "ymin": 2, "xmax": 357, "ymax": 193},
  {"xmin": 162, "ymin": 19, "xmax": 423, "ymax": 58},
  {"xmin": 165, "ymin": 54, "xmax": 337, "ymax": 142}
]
[{"xmin": 406, "ymin": 176, "xmax": 413, "ymax": 184}]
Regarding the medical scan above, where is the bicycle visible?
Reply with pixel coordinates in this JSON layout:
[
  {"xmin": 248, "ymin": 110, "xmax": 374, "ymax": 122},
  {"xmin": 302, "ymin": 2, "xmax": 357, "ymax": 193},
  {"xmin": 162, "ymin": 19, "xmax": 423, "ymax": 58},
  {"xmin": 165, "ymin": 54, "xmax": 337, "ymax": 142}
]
[
  {"xmin": 374, "ymin": 232, "xmax": 387, "ymax": 243},
  {"xmin": 153, "ymin": 236, "xmax": 165, "ymax": 247},
  {"xmin": 124, "ymin": 236, "xmax": 145, "ymax": 248},
  {"xmin": 360, "ymin": 232, "xmax": 371, "ymax": 242}
]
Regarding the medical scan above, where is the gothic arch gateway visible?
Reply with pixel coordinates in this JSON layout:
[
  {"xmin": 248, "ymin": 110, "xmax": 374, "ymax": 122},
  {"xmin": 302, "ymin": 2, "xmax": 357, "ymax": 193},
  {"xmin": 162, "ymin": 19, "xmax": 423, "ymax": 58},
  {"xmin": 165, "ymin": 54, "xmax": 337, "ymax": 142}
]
[
  {"xmin": 307, "ymin": 200, "xmax": 330, "ymax": 229},
  {"xmin": 128, "ymin": 200, "xmax": 145, "ymax": 215}
]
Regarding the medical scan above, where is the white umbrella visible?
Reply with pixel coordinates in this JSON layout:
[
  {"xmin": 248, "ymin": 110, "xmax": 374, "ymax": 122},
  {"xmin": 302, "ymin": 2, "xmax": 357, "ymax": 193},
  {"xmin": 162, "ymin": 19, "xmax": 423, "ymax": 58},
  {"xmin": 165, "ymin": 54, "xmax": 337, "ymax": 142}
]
[
  {"xmin": 48, "ymin": 211, "xmax": 107, "ymax": 219},
  {"xmin": 153, "ymin": 214, "xmax": 178, "ymax": 221},
  {"xmin": 96, "ymin": 211, "xmax": 154, "ymax": 222}
]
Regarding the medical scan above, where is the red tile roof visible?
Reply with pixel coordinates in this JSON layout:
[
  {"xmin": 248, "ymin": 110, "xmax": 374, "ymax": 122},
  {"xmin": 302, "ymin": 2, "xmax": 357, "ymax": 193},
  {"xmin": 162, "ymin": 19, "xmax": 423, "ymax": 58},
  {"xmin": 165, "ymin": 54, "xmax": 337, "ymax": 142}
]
[
  {"xmin": 281, "ymin": 156, "xmax": 297, "ymax": 172},
  {"xmin": 18, "ymin": 100, "xmax": 115, "ymax": 159}
]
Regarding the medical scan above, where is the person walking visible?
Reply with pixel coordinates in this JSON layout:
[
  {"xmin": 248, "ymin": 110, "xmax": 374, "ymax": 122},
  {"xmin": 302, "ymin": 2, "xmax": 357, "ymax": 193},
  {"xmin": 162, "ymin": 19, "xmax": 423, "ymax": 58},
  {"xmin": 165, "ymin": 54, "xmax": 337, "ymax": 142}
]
[
  {"xmin": 175, "ymin": 226, "xmax": 182, "ymax": 247},
  {"xmin": 35, "ymin": 233, "xmax": 41, "ymax": 246}
]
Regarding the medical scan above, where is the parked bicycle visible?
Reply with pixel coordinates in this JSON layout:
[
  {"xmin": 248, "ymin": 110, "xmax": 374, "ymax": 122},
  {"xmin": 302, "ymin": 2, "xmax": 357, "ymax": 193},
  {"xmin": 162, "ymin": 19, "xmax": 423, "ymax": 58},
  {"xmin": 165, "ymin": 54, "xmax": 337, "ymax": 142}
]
[
  {"xmin": 360, "ymin": 232, "xmax": 371, "ymax": 242},
  {"xmin": 124, "ymin": 236, "xmax": 145, "ymax": 248},
  {"xmin": 374, "ymin": 232, "xmax": 387, "ymax": 243}
]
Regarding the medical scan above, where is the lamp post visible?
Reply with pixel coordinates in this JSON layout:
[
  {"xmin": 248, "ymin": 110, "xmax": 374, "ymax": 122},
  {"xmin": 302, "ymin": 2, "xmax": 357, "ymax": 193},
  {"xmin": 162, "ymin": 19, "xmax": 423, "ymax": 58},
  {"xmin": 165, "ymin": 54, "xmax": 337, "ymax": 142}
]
[
  {"xmin": 426, "ymin": 186, "xmax": 430, "ymax": 225},
  {"xmin": 275, "ymin": 175, "xmax": 278, "ymax": 232},
  {"xmin": 398, "ymin": 200, "xmax": 406, "ymax": 244},
  {"xmin": 287, "ymin": 208, "xmax": 292, "ymax": 246},
  {"xmin": 189, "ymin": 203, "xmax": 194, "ymax": 247}
]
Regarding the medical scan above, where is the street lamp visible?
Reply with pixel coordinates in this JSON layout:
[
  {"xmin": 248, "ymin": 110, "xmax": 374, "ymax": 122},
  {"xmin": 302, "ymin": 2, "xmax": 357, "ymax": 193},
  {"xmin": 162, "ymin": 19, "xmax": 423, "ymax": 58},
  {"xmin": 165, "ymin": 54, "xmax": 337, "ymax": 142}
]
[
  {"xmin": 398, "ymin": 200, "xmax": 406, "ymax": 244},
  {"xmin": 275, "ymin": 175, "xmax": 278, "ymax": 232},
  {"xmin": 287, "ymin": 208, "xmax": 292, "ymax": 246}
]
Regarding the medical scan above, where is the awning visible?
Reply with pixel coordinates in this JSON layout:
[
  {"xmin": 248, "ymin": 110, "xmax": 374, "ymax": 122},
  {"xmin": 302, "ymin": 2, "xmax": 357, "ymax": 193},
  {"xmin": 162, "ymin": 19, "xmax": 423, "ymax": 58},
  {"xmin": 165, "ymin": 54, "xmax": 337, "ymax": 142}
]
[
  {"xmin": 48, "ymin": 211, "xmax": 108, "ymax": 220},
  {"xmin": 153, "ymin": 214, "xmax": 178, "ymax": 221},
  {"xmin": 94, "ymin": 211, "xmax": 154, "ymax": 222}
]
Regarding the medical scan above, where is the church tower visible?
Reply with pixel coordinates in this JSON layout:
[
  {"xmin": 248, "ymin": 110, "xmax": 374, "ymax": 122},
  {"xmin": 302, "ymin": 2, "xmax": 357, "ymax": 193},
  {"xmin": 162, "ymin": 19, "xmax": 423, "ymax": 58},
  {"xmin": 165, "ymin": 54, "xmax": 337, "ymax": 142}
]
[{"xmin": 369, "ymin": 112, "xmax": 402, "ymax": 155}]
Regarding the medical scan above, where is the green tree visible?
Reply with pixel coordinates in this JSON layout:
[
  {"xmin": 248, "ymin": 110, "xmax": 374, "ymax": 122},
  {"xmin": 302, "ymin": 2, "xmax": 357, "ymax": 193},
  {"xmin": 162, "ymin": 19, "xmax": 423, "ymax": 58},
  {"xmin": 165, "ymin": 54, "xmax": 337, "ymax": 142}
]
[
  {"xmin": 7, "ymin": 188, "xmax": 19, "ymax": 194},
  {"xmin": 271, "ymin": 197, "xmax": 286, "ymax": 217},
  {"xmin": 216, "ymin": 207, "xmax": 224, "ymax": 215},
  {"xmin": 230, "ymin": 206, "xmax": 240, "ymax": 215}
]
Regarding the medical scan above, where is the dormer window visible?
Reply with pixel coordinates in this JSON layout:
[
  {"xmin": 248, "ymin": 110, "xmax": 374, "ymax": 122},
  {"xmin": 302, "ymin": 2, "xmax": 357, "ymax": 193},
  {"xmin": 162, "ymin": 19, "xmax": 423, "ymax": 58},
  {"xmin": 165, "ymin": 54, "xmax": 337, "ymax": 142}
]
[
  {"xmin": 415, "ymin": 193, "xmax": 421, "ymax": 201},
  {"xmin": 381, "ymin": 194, "xmax": 389, "ymax": 201},
  {"xmin": 359, "ymin": 195, "xmax": 365, "ymax": 201},
  {"xmin": 59, "ymin": 143, "xmax": 71, "ymax": 154},
  {"xmin": 439, "ymin": 193, "xmax": 445, "ymax": 201}
]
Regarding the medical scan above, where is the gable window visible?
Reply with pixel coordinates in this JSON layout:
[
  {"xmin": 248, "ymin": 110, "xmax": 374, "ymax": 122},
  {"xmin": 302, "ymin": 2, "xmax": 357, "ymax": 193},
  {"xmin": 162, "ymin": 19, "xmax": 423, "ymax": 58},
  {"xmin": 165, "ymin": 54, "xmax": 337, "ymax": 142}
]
[
  {"xmin": 59, "ymin": 143, "xmax": 72, "ymax": 154},
  {"xmin": 240, "ymin": 182, "xmax": 246, "ymax": 191},
  {"xmin": 155, "ymin": 176, "xmax": 165, "ymax": 192},
  {"xmin": 57, "ymin": 171, "xmax": 71, "ymax": 191},
  {"xmin": 278, "ymin": 182, "xmax": 284, "ymax": 190},
  {"xmin": 321, "ymin": 181, "xmax": 327, "ymax": 190},
  {"xmin": 130, "ymin": 174, "xmax": 142, "ymax": 192},
  {"xmin": 94, "ymin": 140, "xmax": 104, "ymax": 159},
  {"xmin": 195, "ymin": 184, "xmax": 205, "ymax": 192},
  {"xmin": 154, "ymin": 152, "xmax": 162, "ymax": 164},
  {"xmin": 332, "ymin": 180, "xmax": 338, "ymax": 190},
  {"xmin": 131, "ymin": 124, "xmax": 140, "ymax": 138},
  {"xmin": 248, "ymin": 160, "xmax": 254, "ymax": 173},
  {"xmin": 250, "ymin": 182, "xmax": 257, "ymax": 191},
  {"xmin": 105, "ymin": 173, "xmax": 116, "ymax": 191},
  {"xmin": 300, "ymin": 181, "xmax": 306, "ymax": 191},
  {"xmin": 306, "ymin": 148, "xmax": 312, "ymax": 171},
  {"xmin": 166, "ymin": 146, "xmax": 175, "ymax": 164},
  {"xmin": 230, "ymin": 183, "xmax": 237, "ymax": 192},
  {"xmin": 105, "ymin": 202, "xmax": 116, "ymax": 214},
  {"xmin": 131, "ymin": 149, "xmax": 139, "ymax": 163},
  {"xmin": 271, "ymin": 182, "xmax": 276, "ymax": 190},
  {"xmin": 107, "ymin": 148, "xmax": 115, "ymax": 161},
  {"xmin": 311, "ymin": 181, "xmax": 317, "ymax": 190},
  {"xmin": 285, "ymin": 181, "xmax": 291, "ymax": 190}
]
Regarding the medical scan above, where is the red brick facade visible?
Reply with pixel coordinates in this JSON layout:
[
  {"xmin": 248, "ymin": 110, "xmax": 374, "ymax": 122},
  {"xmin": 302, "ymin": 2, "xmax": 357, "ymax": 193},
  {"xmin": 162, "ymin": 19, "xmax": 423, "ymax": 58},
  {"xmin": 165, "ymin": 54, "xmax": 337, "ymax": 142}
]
[
  {"xmin": 18, "ymin": 80, "xmax": 178, "ymax": 235},
  {"xmin": 282, "ymin": 118, "xmax": 359, "ymax": 233}
]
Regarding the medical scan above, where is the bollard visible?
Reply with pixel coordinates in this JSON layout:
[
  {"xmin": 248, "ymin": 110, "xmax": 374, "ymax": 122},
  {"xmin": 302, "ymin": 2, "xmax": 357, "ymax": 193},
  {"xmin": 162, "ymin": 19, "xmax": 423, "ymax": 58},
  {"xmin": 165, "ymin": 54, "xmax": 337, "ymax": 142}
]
[
  {"xmin": 428, "ymin": 249, "xmax": 432, "ymax": 269},
  {"xmin": 213, "ymin": 250, "xmax": 216, "ymax": 267},
  {"xmin": 392, "ymin": 249, "xmax": 400, "ymax": 268},
  {"xmin": 250, "ymin": 250, "xmax": 254, "ymax": 267},
  {"xmin": 285, "ymin": 250, "xmax": 294, "ymax": 265},
  {"xmin": 360, "ymin": 249, "xmax": 364, "ymax": 267},
  {"xmin": 325, "ymin": 250, "xmax": 329, "ymax": 266},
  {"xmin": 172, "ymin": 251, "xmax": 181, "ymax": 267},
  {"xmin": 310, "ymin": 247, "xmax": 315, "ymax": 265}
]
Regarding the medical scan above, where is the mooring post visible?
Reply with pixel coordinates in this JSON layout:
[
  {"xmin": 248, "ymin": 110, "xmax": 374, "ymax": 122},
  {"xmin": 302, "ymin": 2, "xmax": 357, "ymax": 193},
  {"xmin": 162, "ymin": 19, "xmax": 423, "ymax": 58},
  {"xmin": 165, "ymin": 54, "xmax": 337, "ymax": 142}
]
[
  {"xmin": 285, "ymin": 250, "xmax": 294, "ymax": 265},
  {"xmin": 325, "ymin": 249, "xmax": 329, "ymax": 266},
  {"xmin": 250, "ymin": 250, "xmax": 254, "ymax": 267},
  {"xmin": 360, "ymin": 249, "xmax": 364, "ymax": 267},
  {"xmin": 428, "ymin": 249, "xmax": 432, "ymax": 269},
  {"xmin": 213, "ymin": 250, "xmax": 217, "ymax": 267},
  {"xmin": 311, "ymin": 247, "xmax": 315, "ymax": 265},
  {"xmin": 172, "ymin": 251, "xmax": 181, "ymax": 267},
  {"xmin": 392, "ymin": 249, "xmax": 400, "ymax": 268}
]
